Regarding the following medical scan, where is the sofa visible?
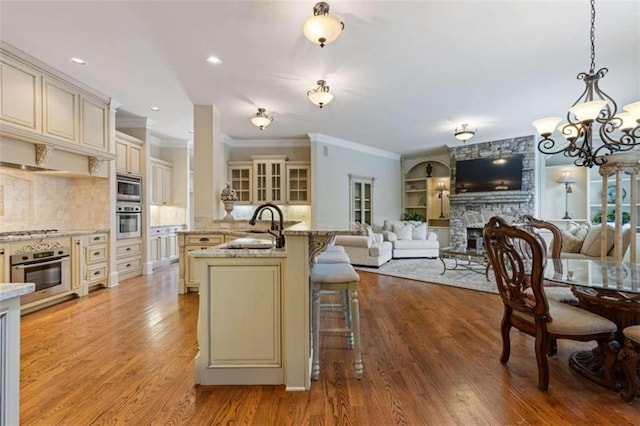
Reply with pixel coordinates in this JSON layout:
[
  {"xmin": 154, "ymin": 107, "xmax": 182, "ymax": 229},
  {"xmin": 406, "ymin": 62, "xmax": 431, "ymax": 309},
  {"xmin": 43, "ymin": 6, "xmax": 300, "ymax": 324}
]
[
  {"xmin": 559, "ymin": 222, "xmax": 633, "ymax": 260},
  {"xmin": 381, "ymin": 220, "xmax": 439, "ymax": 258},
  {"xmin": 333, "ymin": 230, "xmax": 393, "ymax": 267}
]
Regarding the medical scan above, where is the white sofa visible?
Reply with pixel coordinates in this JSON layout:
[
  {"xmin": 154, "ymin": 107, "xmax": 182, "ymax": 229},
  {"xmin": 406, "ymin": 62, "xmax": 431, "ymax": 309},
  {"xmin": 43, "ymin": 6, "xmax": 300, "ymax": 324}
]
[
  {"xmin": 333, "ymin": 232, "xmax": 393, "ymax": 267},
  {"xmin": 381, "ymin": 220, "xmax": 439, "ymax": 258},
  {"xmin": 560, "ymin": 223, "xmax": 634, "ymax": 260}
]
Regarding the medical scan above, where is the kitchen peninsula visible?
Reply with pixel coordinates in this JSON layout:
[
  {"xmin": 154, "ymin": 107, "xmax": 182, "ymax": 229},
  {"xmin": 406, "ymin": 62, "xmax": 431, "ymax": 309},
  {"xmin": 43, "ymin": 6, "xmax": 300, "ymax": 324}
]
[{"xmin": 187, "ymin": 220, "xmax": 361, "ymax": 391}]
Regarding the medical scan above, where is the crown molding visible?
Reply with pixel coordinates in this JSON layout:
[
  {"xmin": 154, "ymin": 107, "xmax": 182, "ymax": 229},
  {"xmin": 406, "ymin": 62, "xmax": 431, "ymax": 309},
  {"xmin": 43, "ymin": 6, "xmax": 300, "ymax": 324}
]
[
  {"xmin": 308, "ymin": 133, "xmax": 400, "ymax": 160},
  {"xmin": 116, "ymin": 117, "xmax": 154, "ymax": 129},
  {"xmin": 223, "ymin": 135, "xmax": 310, "ymax": 149}
]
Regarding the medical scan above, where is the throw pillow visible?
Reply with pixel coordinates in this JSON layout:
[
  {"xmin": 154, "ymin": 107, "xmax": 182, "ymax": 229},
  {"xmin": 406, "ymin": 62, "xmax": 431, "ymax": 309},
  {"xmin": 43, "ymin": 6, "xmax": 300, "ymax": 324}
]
[
  {"xmin": 411, "ymin": 223, "xmax": 427, "ymax": 240},
  {"xmin": 580, "ymin": 224, "xmax": 614, "ymax": 257},
  {"xmin": 560, "ymin": 231, "xmax": 583, "ymax": 253},
  {"xmin": 366, "ymin": 226, "xmax": 377, "ymax": 245},
  {"xmin": 393, "ymin": 223, "xmax": 412, "ymax": 240}
]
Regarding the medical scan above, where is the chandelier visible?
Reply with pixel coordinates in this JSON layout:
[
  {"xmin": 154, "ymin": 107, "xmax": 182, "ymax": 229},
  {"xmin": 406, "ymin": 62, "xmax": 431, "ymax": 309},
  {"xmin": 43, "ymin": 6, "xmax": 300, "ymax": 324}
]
[
  {"xmin": 307, "ymin": 80, "xmax": 334, "ymax": 108},
  {"xmin": 454, "ymin": 124, "xmax": 476, "ymax": 142},
  {"xmin": 250, "ymin": 108, "xmax": 273, "ymax": 130},
  {"xmin": 532, "ymin": 0, "xmax": 640, "ymax": 168},
  {"xmin": 302, "ymin": 2, "xmax": 344, "ymax": 48}
]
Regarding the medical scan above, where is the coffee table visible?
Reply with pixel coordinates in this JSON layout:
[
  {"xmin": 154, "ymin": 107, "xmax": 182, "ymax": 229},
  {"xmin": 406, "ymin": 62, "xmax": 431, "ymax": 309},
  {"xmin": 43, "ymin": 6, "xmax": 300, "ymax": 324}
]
[{"xmin": 439, "ymin": 246, "xmax": 491, "ymax": 281}]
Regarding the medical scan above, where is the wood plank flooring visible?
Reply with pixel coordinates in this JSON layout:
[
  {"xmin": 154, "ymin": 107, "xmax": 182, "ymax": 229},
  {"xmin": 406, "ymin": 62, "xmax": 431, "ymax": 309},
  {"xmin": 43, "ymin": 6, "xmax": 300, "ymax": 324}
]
[{"xmin": 19, "ymin": 263, "xmax": 639, "ymax": 425}]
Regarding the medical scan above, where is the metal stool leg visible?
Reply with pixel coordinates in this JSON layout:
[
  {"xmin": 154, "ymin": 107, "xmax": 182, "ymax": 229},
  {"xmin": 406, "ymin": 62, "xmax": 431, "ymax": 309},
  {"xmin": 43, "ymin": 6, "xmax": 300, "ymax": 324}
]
[
  {"xmin": 350, "ymin": 286, "xmax": 363, "ymax": 378},
  {"xmin": 312, "ymin": 288, "xmax": 321, "ymax": 381}
]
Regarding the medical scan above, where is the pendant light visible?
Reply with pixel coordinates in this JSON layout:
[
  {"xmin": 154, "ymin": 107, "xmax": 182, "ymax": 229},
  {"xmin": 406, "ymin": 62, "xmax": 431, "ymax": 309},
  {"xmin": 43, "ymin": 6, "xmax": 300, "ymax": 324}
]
[
  {"xmin": 302, "ymin": 2, "xmax": 344, "ymax": 48},
  {"xmin": 250, "ymin": 108, "xmax": 273, "ymax": 130},
  {"xmin": 307, "ymin": 80, "xmax": 334, "ymax": 108},
  {"xmin": 454, "ymin": 124, "xmax": 476, "ymax": 142}
]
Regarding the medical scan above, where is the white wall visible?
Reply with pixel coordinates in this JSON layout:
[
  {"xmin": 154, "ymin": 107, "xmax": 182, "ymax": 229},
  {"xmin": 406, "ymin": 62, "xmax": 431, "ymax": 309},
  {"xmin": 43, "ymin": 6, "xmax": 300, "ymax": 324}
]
[{"xmin": 309, "ymin": 134, "xmax": 401, "ymax": 230}]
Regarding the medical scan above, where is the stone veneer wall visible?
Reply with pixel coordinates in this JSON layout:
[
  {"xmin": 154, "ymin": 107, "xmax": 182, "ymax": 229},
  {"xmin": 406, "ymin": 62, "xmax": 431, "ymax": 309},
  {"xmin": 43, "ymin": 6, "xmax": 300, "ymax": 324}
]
[{"xmin": 449, "ymin": 136, "xmax": 536, "ymax": 247}]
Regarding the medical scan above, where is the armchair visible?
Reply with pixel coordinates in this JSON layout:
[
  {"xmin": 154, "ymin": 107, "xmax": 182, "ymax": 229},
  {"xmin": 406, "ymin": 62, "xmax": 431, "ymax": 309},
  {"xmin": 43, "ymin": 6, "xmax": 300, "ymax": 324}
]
[{"xmin": 333, "ymin": 230, "xmax": 392, "ymax": 267}]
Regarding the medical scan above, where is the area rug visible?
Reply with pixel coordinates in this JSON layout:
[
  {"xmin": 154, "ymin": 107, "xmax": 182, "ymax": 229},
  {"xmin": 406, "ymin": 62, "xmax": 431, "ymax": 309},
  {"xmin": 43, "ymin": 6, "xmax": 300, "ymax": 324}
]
[{"xmin": 356, "ymin": 258, "xmax": 498, "ymax": 294}]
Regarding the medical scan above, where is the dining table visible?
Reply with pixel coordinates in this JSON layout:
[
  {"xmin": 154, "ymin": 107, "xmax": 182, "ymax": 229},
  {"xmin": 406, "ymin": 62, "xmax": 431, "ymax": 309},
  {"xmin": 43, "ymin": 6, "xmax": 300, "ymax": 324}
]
[{"xmin": 543, "ymin": 258, "xmax": 640, "ymax": 391}]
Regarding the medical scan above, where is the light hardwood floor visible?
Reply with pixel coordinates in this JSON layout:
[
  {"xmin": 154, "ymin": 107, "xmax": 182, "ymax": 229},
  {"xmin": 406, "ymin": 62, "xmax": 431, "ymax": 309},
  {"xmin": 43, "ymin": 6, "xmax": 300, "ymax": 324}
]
[{"xmin": 20, "ymin": 263, "xmax": 639, "ymax": 425}]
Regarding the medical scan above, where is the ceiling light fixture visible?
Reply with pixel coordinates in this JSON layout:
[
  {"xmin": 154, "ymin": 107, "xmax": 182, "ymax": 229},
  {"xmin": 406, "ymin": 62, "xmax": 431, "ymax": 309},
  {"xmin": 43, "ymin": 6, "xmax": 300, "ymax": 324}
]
[
  {"xmin": 206, "ymin": 56, "xmax": 222, "ymax": 65},
  {"xmin": 532, "ymin": 0, "xmax": 640, "ymax": 168},
  {"xmin": 70, "ymin": 57, "xmax": 87, "ymax": 65},
  {"xmin": 250, "ymin": 108, "xmax": 273, "ymax": 130},
  {"xmin": 307, "ymin": 80, "xmax": 333, "ymax": 108},
  {"xmin": 151, "ymin": 106, "xmax": 160, "ymax": 111},
  {"xmin": 302, "ymin": 2, "xmax": 344, "ymax": 48},
  {"xmin": 495, "ymin": 181, "xmax": 509, "ymax": 191},
  {"xmin": 454, "ymin": 124, "xmax": 476, "ymax": 142}
]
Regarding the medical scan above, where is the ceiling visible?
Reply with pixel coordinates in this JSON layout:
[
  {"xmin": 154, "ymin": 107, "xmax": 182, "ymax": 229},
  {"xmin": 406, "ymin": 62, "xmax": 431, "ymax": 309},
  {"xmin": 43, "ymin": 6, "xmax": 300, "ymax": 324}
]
[{"xmin": 1, "ymin": 1, "xmax": 639, "ymax": 155}]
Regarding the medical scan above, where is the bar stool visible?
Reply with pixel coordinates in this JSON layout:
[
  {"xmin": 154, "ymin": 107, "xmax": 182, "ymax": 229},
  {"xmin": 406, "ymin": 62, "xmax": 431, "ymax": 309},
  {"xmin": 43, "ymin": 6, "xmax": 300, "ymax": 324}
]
[
  {"xmin": 314, "ymin": 251, "xmax": 350, "ymax": 264},
  {"xmin": 314, "ymin": 250, "xmax": 352, "ymax": 319},
  {"xmin": 620, "ymin": 325, "xmax": 640, "ymax": 402},
  {"xmin": 310, "ymin": 263, "xmax": 363, "ymax": 380}
]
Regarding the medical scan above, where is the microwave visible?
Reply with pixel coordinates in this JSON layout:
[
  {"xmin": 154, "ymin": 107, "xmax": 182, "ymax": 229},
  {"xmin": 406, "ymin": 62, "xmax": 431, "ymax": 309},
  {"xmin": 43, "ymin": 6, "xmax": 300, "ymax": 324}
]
[{"xmin": 117, "ymin": 174, "xmax": 142, "ymax": 202}]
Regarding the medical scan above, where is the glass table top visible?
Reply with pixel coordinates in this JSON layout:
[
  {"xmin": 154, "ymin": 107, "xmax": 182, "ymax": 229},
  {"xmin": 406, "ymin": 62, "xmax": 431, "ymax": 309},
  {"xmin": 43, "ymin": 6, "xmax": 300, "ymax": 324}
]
[{"xmin": 544, "ymin": 258, "xmax": 640, "ymax": 295}]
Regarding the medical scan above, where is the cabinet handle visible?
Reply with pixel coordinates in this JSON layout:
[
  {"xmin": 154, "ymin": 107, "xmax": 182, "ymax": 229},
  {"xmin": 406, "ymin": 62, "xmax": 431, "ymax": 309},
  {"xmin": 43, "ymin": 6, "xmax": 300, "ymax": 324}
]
[
  {"xmin": 126, "ymin": 247, "xmax": 131, "ymax": 251},
  {"xmin": 126, "ymin": 263, "xmax": 131, "ymax": 268},
  {"xmin": 94, "ymin": 271, "xmax": 100, "ymax": 276},
  {"xmin": 93, "ymin": 236, "xmax": 100, "ymax": 241},
  {"xmin": 94, "ymin": 251, "xmax": 100, "ymax": 256},
  {"xmin": 199, "ymin": 237, "xmax": 209, "ymax": 242}
]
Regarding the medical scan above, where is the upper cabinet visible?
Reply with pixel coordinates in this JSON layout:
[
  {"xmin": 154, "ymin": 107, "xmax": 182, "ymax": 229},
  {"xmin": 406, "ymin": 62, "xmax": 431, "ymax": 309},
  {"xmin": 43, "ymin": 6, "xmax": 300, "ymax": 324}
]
[
  {"xmin": 253, "ymin": 155, "xmax": 286, "ymax": 204},
  {"xmin": 151, "ymin": 158, "xmax": 173, "ymax": 205},
  {"xmin": 115, "ymin": 131, "xmax": 143, "ymax": 176},
  {"xmin": 228, "ymin": 161, "xmax": 253, "ymax": 205},
  {"xmin": 286, "ymin": 162, "xmax": 310, "ymax": 205},
  {"xmin": 0, "ymin": 43, "xmax": 112, "ymax": 157}
]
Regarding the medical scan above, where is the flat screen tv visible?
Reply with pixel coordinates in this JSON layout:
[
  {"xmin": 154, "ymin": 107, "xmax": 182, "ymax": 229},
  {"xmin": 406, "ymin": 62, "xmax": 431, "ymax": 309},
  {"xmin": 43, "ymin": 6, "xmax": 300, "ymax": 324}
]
[{"xmin": 454, "ymin": 154, "xmax": 523, "ymax": 193}]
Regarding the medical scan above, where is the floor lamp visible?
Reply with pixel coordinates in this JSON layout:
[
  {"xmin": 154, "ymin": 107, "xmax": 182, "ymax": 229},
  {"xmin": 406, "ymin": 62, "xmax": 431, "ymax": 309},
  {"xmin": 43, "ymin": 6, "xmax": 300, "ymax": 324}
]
[
  {"xmin": 436, "ymin": 180, "xmax": 448, "ymax": 219},
  {"xmin": 557, "ymin": 171, "xmax": 576, "ymax": 219}
]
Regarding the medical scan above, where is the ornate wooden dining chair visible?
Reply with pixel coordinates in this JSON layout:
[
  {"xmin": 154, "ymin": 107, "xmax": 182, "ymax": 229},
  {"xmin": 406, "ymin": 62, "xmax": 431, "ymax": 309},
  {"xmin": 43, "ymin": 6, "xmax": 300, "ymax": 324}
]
[
  {"xmin": 619, "ymin": 325, "xmax": 640, "ymax": 402},
  {"xmin": 483, "ymin": 216, "xmax": 617, "ymax": 391}
]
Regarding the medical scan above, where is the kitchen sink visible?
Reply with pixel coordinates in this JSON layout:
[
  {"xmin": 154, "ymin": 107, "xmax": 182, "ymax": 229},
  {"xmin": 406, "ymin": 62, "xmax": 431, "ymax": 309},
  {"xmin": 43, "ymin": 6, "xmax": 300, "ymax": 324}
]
[{"xmin": 223, "ymin": 237, "xmax": 274, "ymax": 250}]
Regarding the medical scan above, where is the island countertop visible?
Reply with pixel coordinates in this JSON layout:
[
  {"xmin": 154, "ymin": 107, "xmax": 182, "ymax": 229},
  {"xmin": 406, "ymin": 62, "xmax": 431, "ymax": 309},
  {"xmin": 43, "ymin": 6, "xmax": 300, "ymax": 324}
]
[
  {"xmin": 0, "ymin": 283, "xmax": 35, "ymax": 301},
  {"xmin": 188, "ymin": 237, "xmax": 287, "ymax": 258}
]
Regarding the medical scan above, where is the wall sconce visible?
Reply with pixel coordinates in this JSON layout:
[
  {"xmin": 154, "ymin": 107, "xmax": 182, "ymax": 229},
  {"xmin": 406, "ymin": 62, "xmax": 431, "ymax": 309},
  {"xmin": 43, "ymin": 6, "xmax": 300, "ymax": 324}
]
[
  {"xmin": 436, "ymin": 180, "xmax": 448, "ymax": 218},
  {"xmin": 454, "ymin": 124, "xmax": 476, "ymax": 142},
  {"xmin": 307, "ymin": 80, "xmax": 334, "ymax": 108},
  {"xmin": 250, "ymin": 108, "xmax": 273, "ymax": 130},
  {"xmin": 302, "ymin": 2, "xmax": 344, "ymax": 48},
  {"xmin": 557, "ymin": 170, "xmax": 577, "ymax": 219}
]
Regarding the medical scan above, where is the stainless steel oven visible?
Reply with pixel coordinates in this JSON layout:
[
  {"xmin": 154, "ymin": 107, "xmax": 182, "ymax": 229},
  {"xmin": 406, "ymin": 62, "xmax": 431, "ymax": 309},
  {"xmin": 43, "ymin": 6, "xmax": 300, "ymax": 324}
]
[
  {"xmin": 11, "ymin": 248, "xmax": 71, "ymax": 305},
  {"xmin": 116, "ymin": 203, "xmax": 142, "ymax": 240},
  {"xmin": 116, "ymin": 174, "xmax": 142, "ymax": 202}
]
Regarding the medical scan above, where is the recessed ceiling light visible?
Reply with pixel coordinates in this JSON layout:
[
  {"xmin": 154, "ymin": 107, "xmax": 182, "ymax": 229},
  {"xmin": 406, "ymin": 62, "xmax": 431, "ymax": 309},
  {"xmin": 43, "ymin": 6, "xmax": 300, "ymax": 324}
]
[
  {"xmin": 70, "ymin": 57, "xmax": 87, "ymax": 65},
  {"xmin": 206, "ymin": 56, "xmax": 222, "ymax": 65},
  {"xmin": 151, "ymin": 106, "xmax": 160, "ymax": 111}
]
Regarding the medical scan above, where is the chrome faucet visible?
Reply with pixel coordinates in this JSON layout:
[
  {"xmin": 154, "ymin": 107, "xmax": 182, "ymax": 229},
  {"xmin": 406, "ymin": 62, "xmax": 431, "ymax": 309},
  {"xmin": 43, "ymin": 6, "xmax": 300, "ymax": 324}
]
[{"xmin": 249, "ymin": 202, "xmax": 285, "ymax": 249}]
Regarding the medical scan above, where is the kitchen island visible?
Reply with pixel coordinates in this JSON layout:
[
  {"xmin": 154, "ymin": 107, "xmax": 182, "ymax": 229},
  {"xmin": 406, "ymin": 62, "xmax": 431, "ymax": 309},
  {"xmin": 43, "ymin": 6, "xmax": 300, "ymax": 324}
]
[{"xmin": 189, "ymin": 222, "xmax": 362, "ymax": 390}]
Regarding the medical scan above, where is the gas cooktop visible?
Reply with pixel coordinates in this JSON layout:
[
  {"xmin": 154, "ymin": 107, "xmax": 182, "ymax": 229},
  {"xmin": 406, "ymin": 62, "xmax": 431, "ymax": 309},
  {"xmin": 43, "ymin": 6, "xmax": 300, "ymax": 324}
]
[{"xmin": 0, "ymin": 229, "xmax": 59, "ymax": 237}]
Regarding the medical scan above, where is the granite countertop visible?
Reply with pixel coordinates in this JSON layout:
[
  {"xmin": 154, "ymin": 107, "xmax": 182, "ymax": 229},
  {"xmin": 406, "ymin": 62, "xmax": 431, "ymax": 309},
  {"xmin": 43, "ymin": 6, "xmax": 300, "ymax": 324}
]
[
  {"xmin": 0, "ymin": 283, "xmax": 35, "ymax": 301},
  {"xmin": 150, "ymin": 224, "xmax": 186, "ymax": 228},
  {"xmin": 283, "ymin": 221, "xmax": 363, "ymax": 235},
  {"xmin": 0, "ymin": 229, "xmax": 110, "ymax": 243},
  {"xmin": 188, "ymin": 237, "xmax": 286, "ymax": 258}
]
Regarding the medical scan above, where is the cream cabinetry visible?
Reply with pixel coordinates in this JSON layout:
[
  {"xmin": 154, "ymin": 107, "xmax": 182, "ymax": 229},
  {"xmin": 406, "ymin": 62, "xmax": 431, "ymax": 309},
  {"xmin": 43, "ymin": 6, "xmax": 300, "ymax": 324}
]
[
  {"xmin": 228, "ymin": 161, "xmax": 253, "ymax": 204},
  {"xmin": 193, "ymin": 257, "xmax": 284, "ymax": 385},
  {"xmin": 252, "ymin": 155, "xmax": 286, "ymax": 204},
  {"xmin": 0, "ymin": 289, "xmax": 26, "ymax": 426},
  {"xmin": 178, "ymin": 233, "xmax": 225, "ymax": 294},
  {"xmin": 286, "ymin": 162, "xmax": 310, "ymax": 205},
  {"xmin": 151, "ymin": 158, "xmax": 173, "ymax": 205},
  {"xmin": 115, "ymin": 131, "xmax": 143, "ymax": 176},
  {"xmin": 116, "ymin": 238, "xmax": 143, "ymax": 281},
  {"xmin": 150, "ymin": 225, "xmax": 182, "ymax": 268},
  {"xmin": 84, "ymin": 233, "xmax": 108, "ymax": 290},
  {"xmin": 0, "ymin": 246, "xmax": 5, "ymax": 282},
  {"xmin": 0, "ymin": 44, "xmax": 111, "ymax": 155},
  {"xmin": 349, "ymin": 175, "xmax": 373, "ymax": 225}
]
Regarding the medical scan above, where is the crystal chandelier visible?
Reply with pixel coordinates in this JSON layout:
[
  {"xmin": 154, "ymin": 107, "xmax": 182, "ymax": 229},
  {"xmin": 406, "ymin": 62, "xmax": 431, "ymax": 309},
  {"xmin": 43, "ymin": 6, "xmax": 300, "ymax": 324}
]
[
  {"xmin": 250, "ymin": 108, "xmax": 273, "ymax": 130},
  {"xmin": 307, "ymin": 80, "xmax": 334, "ymax": 108},
  {"xmin": 532, "ymin": 0, "xmax": 640, "ymax": 168},
  {"xmin": 302, "ymin": 2, "xmax": 344, "ymax": 48}
]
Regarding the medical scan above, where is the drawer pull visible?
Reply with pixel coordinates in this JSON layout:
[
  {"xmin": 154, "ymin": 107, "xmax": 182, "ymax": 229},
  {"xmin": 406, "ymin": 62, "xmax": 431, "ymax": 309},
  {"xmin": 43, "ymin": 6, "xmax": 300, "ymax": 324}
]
[
  {"xmin": 93, "ymin": 236, "xmax": 100, "ymax": 241},
  {"xmin": 126, "ymin": 263, "xmax": 131, "ymax": 268},
  {"xmin": 94, "ymin": 271, "xmax": 100, "ymax": 276},
  {"xmin": 94, "ymin": 251, "xmax": 100, "ymax": 256},
  {"xmin": 126, "ymin": 247, "xmax": 131, "ymax": 251},
  {"xmin": 199, "ymin": 237, "xmax": 210, "ymax": 242}
]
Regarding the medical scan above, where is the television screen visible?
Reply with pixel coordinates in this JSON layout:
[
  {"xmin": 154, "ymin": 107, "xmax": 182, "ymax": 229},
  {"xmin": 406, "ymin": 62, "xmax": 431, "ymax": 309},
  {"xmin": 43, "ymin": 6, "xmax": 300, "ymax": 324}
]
[{"xmin": 454, "ymin": 154, "xmax": 523, "ymax": 193}]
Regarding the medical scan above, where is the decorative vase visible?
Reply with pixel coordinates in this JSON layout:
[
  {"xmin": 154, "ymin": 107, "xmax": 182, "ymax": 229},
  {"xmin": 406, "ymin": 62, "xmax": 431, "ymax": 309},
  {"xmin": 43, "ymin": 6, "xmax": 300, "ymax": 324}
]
[{"xmin": 223, "ymin": 200, "xmax": 235, "ymax": 221}]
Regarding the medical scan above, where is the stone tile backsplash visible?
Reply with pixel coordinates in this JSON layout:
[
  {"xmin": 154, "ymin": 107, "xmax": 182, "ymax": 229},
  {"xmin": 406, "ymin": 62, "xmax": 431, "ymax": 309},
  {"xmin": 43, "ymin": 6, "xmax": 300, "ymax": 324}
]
[{"xmin": 0, "ymin": 168, "xmax": 109, "ymax": 231}]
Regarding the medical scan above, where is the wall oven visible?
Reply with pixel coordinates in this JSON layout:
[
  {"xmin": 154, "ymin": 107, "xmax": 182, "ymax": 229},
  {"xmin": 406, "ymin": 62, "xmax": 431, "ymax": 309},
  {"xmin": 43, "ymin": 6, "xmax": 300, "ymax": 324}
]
[
  {"xmin": 116, "ymin": 203, "xmax": 142, "ymax": 240},
  {"xmin": 116, "ymin": 174, "xmax": 142, "ymax": 202},
  {"xmin": 11, "ymin": 248, "xmax": 71, "ymax": 305}
]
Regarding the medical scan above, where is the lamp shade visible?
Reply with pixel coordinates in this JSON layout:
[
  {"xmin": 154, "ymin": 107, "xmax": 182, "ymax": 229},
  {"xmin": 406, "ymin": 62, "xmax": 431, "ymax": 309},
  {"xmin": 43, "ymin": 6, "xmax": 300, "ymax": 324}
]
[
  {"xmin": 307, "ymin": 80, "xmax": 334, "ymax": 108},
  {"xmin": 623, "ymin": 101, "xmax": 640, "ymax": 121},
  {"xmin": 250, "ymin": 108, "xmax": 273, "ymax": 130},
  {"xmin": 436, "ymin": 180, "xmax": 448, "ymax": 191},
  {"xmin": 532, "ymin": 117, "xmax": 561, "ymax": 137},
  {"xmin": 302, "ymin": 2, "xmax": 344, "ymax": 48},
  {"xmin": 557, "ymin": 170, "xmax": 576, "ymax": 184},
  {"xmin": 615, "ymin": 112, "xmax": 636, "ymax": 131},
  {"xmin": 569, "ymin": 100, "xmax": 607, "ymax": 122}
]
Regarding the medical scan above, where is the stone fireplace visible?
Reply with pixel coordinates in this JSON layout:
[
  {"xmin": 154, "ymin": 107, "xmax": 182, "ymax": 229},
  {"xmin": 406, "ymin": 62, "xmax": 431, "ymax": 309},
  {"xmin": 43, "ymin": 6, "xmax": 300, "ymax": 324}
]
[{"xmin": 448, "ymin": 136, "xmax": 536, "ymax": 247}]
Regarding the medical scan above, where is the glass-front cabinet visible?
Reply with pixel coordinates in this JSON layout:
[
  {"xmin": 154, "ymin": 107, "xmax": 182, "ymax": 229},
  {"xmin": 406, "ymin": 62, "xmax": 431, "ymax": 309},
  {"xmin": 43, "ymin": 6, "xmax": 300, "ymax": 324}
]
[
  {"xmin": 350, "ymin": 175, "xmax": 373, "ymax": 225},
  {"xmin": 286, "ymin": 162, "xmax": 310, "ymax": 205},
  {"xmin": 253, "ymin": 155, "xmax": 286, "ymax": 204},
  {"xmin": 228, "ymin": 161, "xmax": 252, "ymax": 205}
]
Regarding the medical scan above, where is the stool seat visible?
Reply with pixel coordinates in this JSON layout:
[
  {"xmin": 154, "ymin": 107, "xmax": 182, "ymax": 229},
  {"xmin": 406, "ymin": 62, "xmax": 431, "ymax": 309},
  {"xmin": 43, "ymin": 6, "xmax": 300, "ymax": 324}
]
[
  {"xmin": 314, "ymin": 251, "xmax": 351, "ymax": 264},
  {"xmin": 620, "ymin": 325, "xmax": 640, "ymax": 402},
  {"xmin": 325, "ymin": 245, "xmax": 346, "ymax": 253},
  {"xmin": 310, "ymin": 263, "xmax": 363, "ymax": 380}
]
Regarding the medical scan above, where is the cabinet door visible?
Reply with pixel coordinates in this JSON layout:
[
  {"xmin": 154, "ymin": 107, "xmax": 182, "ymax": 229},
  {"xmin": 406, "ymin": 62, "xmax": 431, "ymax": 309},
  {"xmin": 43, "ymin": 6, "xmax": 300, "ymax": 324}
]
[
  {"xmin": 162, "ymin": 166, "xmax": 173, "ymax": 204},
  {"xmin": 228, "ymin": 165, "xmax": 252, "ymax": 204},
  {"xmin": 0, "ymin": 247, "xmax": 4, "ymax": 282},
  {"xmin": 286, "ymin": 165, "xmax": 310, "ymax": 204},
  {"xmin": 128, "ymin": 144, "xmax": 142, "ymax": 176},
  {"xmin": 0, "ymin": 58, "xmax": 41, "ymax": 131},
  {"xmin": 253, "ymin": 160, "xmax": 285, "ymax": 203},
  {"xmin": 349, "ymin": 176, "xmax": 373, "ymax": 225},
  {"xmin": 116, "ymin": 141, "xmax": 128, "ymax": 173},
  {"xmin": 42, "ymin": 76, "xmax": 78, "ymax": 143},
  {"xmin": 152, "ymin": 163, "xmax": 163, "ymax": 205},
  {"xmin": 80, "ymin": 95, "xmax": 108, "ymax": 151},
  {"xmin": 167, "ymin": 234, "xmax": 178, "ymax": 259},
  {"xmin": 150, "ymin": 237, "xmax": 160, "ymax": 262}
]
